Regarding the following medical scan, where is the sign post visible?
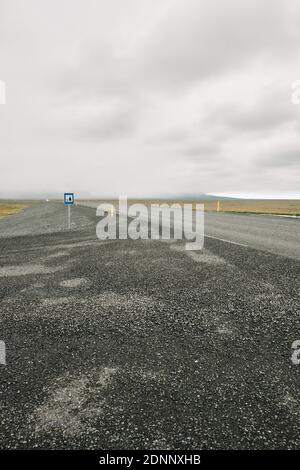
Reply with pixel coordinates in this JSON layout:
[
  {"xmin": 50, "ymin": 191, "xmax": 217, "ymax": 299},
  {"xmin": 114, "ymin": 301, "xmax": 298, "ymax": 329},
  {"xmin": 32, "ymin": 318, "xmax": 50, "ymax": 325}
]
[
  {"xmin": 68, "ymin": 205, "xmax": 71, "ymax": 229},
  {"xmin": 64, "ymin": 193, "xmax": 74, "ymax": 229}
]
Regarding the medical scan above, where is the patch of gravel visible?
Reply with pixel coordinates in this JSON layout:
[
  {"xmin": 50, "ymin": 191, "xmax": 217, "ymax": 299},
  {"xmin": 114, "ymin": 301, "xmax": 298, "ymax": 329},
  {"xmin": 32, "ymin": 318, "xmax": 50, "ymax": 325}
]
[
  {"xmin": 0, "ymin": 202, "xmax": 94, "ymax": 238},
  {"xmin": 217, "ymin": 325, "xmax": 234, "ymax": 336},
  {"xmin": 171, "ymin": 244, "xmax": 226, "ymax": 265},
  {"xmin": 47, "ymin": 251, "xmax": 70, "ymax": 259},
  {"xmin": 50, "ymin": 240, "xmax": 105, "ymax": 250},
  {"xmin": 59, "ymin": 278, "xmax": 89, "ymax": 288},
  {"xmin": 42, "ymin": 297, "xmax": 74, "ymax": 306},
  {"xmin": 0, "ymin": 264, "xmax": 64, "ymax": 277},
  {"xmin": 32, "ymin": 367, "xmax": 118, "ymax": 438},
  {"xmin": 279, "ymin": 391, "xmax": 300, "ymax": 420},
  {"xmin": 93, "ymin": 292, "xmax": 156, "ymax": 309},
  {"xmin": 32, "ymin": 282, "xmax": 44, "ymax": 288}
]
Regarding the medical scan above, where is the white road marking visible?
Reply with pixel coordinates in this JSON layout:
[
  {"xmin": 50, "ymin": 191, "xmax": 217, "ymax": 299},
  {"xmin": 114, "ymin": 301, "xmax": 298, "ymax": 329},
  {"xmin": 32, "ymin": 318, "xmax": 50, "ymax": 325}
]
[
  {"xmin": 205, "ymin": 235, "xmax": 248, "ymax": 247},
  {"xmin": 270, "ymin": 214, "xmax": 300, "ymax": 219}
]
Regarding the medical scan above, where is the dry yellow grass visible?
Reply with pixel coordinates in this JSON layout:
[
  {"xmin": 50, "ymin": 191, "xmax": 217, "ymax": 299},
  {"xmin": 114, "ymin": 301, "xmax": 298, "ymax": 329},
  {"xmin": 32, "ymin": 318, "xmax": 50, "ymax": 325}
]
[
  {"xmin": 90, "ymin": 198, "xmax": 300, "ymax": 216},
  {"xmin": 0, "ymin": 203, "xmax": 29, "ymax": 219},
  {"xmin": 201, "ymin": 199, "xmax": 300, "ymax": 215},
  {"xmin": 1, "ymin": 198, "xmax": 298, "ymax": 219},
  {"xmin": 185, "ymin": 199, "xmax": 300, "ymax": 215}
]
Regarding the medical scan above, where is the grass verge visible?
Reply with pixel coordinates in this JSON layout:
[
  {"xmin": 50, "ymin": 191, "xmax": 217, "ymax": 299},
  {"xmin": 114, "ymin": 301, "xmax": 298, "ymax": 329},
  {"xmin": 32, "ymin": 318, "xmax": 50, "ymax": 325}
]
[{"xmin": 0, "ymin": 203, "xmax": 29, "ymax": 219}]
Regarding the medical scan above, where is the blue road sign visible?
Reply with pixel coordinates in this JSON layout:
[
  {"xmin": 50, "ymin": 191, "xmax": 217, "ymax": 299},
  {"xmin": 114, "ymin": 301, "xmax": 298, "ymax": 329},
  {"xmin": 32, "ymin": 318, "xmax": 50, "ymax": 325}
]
[{"xmin": 64, "ymin": 193, "xmax": 74, "ymax": 205}]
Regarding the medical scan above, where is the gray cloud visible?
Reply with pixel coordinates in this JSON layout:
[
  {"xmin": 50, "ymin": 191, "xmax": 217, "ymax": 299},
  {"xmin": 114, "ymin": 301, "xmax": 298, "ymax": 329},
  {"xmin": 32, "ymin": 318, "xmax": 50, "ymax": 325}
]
[
  {"xmin": 177, "ymin": 142, "xmax": 221, "ymax": 160},
  {"xmin": 147, "ymin": 128, "xmax": 189, "ymax": 145},
  {"xmin": 259, "ymin": 145, "xmax": 300, "ymax": 168},
  {"xmin": 1, "ymin": 0, "xmax": 300, "ymax": 197},
  {"xmin": 76, "ymin": 107, "xmax": 138, "ymax": 141},
  {"xmin": 204, "ymin": 86, "xmax": 300, "ymax": 136},
  {"xmin": 56, "ymin": 0, "xmax": 300, "ymax": 99},
  {"xmin": 139, "ymin": 0, "xmax": 298, "ymax": 90}
]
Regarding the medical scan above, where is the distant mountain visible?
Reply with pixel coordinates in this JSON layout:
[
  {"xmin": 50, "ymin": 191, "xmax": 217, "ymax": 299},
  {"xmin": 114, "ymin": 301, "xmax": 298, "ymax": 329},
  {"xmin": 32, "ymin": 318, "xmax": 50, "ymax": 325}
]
[
  {"xmin": 0, "ymin": 192, "xmax": 239, "ymax": 201},
  {"xmin": 159, "ymin": 193, "xmax": 238, "ymax": 201}
]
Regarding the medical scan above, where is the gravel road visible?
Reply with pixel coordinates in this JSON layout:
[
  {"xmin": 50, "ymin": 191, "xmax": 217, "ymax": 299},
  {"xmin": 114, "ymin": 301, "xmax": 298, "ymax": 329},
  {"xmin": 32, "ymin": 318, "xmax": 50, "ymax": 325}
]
[{"xmin": 0, "ymin": 202, "xmax": 299, "ymax": 449}]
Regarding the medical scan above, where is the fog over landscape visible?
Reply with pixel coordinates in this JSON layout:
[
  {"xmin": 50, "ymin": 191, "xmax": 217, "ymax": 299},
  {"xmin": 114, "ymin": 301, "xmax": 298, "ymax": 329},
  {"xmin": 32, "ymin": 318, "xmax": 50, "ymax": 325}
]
[{"xmin": 1, "ymin": 0, "xmax": 300, "ymax": 198}]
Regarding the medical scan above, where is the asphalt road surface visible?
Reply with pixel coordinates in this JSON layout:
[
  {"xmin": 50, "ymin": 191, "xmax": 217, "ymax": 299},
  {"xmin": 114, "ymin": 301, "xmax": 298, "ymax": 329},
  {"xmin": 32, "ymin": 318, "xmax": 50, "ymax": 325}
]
[
  {"xmin": 205, "ymin": 211, "xmax": 300, "ymax": 260},
  {"xmin": 80, "ymin": 201, "xmax": 300, "ymax": 260},
  {"xmin": 0, "ymin": 202, "xmax": 299, "ymax": 449}
]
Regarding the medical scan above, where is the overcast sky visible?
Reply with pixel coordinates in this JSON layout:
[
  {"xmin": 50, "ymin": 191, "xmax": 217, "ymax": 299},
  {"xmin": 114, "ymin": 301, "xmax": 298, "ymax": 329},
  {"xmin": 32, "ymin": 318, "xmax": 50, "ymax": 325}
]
[{"xmin": 1, "ymin": 0, "xmax": 300, "ymax": 199}]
